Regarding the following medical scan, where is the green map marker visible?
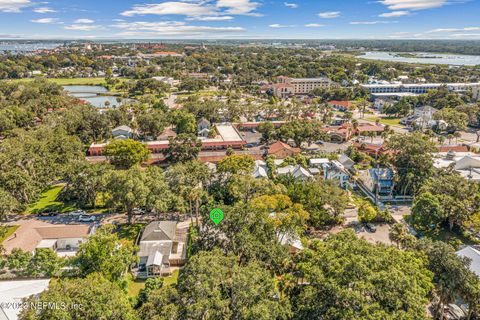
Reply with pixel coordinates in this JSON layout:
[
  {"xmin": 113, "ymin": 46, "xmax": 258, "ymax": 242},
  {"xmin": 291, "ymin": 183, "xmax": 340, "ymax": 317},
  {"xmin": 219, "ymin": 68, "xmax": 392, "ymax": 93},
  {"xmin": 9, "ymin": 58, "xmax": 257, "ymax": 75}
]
[{"xmin": 210, "ymin": 208, "xmax": 224, "ymax": 226}]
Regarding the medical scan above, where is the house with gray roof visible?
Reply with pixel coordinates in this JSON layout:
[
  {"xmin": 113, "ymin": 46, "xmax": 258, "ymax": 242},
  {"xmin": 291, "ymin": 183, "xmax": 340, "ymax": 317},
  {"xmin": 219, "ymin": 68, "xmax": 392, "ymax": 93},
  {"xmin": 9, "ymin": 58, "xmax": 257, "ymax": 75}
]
[
  {"xmin": 456, "ymin": 246, "xmax": 480, "ymax": 278},
  {"xmin": 137, "ymin": 221, "xmax": 186, "ymax": 277}
]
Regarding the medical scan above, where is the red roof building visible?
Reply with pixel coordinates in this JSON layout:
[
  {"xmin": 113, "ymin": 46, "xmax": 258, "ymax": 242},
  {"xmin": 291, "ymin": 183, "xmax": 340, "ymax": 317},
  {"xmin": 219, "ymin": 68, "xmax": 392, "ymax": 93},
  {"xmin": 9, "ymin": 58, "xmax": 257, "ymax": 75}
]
[{"xmin": 267, "ymin": 141, "xmax": 301, "ymax": 158}]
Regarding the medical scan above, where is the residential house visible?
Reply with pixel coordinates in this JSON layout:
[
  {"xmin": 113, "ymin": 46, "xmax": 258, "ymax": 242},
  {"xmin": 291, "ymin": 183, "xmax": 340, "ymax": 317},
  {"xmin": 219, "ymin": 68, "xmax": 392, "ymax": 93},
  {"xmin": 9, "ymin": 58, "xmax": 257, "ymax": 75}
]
[
  {"xmin": 137, "ymin": 221, "xmax": 186, "ymax": 277},
  {"xmin": 197, "ymin": 118, "xmax": 211, "ymax": 132},
  {"xmin": 277, "ymin": 233, "xmax": 304, "ymax": 254},
  {"xmin": 252, "ymin": 160, "xmax": 268, "ymax": 178},
  {"xmin": 328, "ymin": 100, "xmax": 353, "ymax": 112},
  {"xmin": 359, "ymin": 168, "xmax": 395, "ymax": 197},
  {"xmin": 339, "ymin": 154, "xmax": 355, "ymax": 171},
  {"xmin": 267, "ymin": 141, "xmax": 301, "ymax": 158},
  {"xmin": 112, "ymin": 125, "xmax": 134, "ymax": 140},
  {"xmin": 456, "ymin": 246, "xmax": 480, "ymax": 277},
  {"xmin": 277, "ymin": 165, "xmax": 312, "ymax": 180},
  {"xmin": 434, "ymin": 152, "xmax": 480, "ymax": 182},
  {"xmin": 0, "ymin": 280, "xmax": 50, "ymax": 320},
  {"xmin": 2, "ymin": 222, "xmax": 94, "ymax": 257},
  {"xmin": 309, "ymin": 158, "xmax": 350, "ymax": 188}
]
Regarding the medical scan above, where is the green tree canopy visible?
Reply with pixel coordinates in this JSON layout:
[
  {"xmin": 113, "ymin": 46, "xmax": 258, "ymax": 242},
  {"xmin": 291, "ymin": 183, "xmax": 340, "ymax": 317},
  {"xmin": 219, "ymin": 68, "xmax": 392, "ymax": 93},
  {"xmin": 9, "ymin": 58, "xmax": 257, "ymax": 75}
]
[{"xmin": 104, "ymin": 139, "xmax": 150, "ymax": 169}]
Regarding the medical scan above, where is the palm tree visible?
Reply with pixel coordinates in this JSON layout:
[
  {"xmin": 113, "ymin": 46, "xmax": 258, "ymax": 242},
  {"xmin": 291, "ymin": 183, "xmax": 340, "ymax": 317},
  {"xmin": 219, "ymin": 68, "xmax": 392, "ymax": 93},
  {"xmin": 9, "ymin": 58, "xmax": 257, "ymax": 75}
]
[{"xmin": 389, "ymin": 223, "xmax": 407, "ymax": 249}]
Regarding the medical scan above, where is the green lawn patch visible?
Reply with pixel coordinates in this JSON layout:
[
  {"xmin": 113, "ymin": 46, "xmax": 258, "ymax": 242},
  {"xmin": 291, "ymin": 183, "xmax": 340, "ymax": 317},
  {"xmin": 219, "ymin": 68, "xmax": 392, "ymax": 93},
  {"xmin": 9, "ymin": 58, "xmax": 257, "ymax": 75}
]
[
  {"xmin": 164, "ymin": 269, "xmax": 180, "ymax": 286},
  {"xmin": 116, "ymin": 223, "xmax": 146, "ymax": 245},
  {"xmin": 0, "ymin": 225, "xmax": 19, "ymax": 244},
  {"xmin": 365, "ymin": 117, "xmax": 403, "ymax": 126},
  {"xmin": 24, "ymin": 185, "xmax": 77, "ymax": 215},
  {"xmin": 127, "ymin": 277, "xmax": 146, "ymax": 298}
]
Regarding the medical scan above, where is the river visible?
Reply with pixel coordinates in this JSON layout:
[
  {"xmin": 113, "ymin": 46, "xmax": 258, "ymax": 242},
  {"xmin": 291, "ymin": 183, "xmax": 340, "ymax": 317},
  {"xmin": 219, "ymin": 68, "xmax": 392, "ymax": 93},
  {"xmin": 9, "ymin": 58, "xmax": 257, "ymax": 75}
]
[{"xmin": 359, "ymin": 51, "xmax": 480, "ymax": 66}]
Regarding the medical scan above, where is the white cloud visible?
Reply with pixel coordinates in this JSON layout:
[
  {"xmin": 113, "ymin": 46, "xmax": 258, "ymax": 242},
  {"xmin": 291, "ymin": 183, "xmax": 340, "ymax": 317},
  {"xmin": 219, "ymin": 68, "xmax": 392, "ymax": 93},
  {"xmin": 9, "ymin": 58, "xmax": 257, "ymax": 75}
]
[
  {"xmin": 269, "ymin": 23, "xmax": 288, "ymax": 28},
  {"xmin": 64, "ymin": 24, "xmax": 103, "ymax": 31},
  {"xmin": 121, "ymin": 0, "xmax": 261, "ymax": 18},
  {"xmin": 284, "ymin": 2, "xmax": 298, "ymax": 9},
  {"xmin": 216, "ymin": 0, "xmax": 261, "ymax": 15},
  {"xmin": 350, "ymin": 20, "xmax": 398, "ymax": 25},
  {"xmin": 379, "ymin": 10, "xmax": 410, "ymax": 17},
  {"xmin": 31, "ymin": 17, "xmax": 60, "ymax": 24},
  {"xmin": 318, "ymin": 11, "xmax": 341, "ymax": 19},
  {"xmin": 304, "ymin": 23, "xmax": 325, "ymax": 27},
  {"xmin": 186, "ymin": 15, "xmax": 234, "ymax": 21},
  {"xmin": 378, "ymin": 0, "xmax": 449, "ymax": 11},
  {"xmin": 33, "ymin": 7, "xmax": 56, "ymax": 13},
  {"xmin": 426, "ymin": 27, "xmax": 480, "ymax": 33},
  {"xmin": 0, "ymin": 0, "xmax": 31, "ymax": 12},
  {"xmin": 74, "ymin": 18, "xmax": 95, "ymax": 24},
  {"xmin": 121, "ymin": 2, "xmax": 215, "ymax": 17},
  {"xmin": 112, "ymin": 21, "xmax": 244, "ymax": 36}
]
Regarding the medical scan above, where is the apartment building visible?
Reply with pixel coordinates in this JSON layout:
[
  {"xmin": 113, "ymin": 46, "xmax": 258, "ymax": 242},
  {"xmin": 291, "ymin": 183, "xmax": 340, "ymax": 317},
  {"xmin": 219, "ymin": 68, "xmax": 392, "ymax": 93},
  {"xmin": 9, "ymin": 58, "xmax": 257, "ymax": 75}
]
[
  {"xmin": 273, "ymin": 76, "xmax": 337, "ymax": 98},
  {"xmin": 361, "ymin": 82, "xmax": 480, "ymax": 99}
]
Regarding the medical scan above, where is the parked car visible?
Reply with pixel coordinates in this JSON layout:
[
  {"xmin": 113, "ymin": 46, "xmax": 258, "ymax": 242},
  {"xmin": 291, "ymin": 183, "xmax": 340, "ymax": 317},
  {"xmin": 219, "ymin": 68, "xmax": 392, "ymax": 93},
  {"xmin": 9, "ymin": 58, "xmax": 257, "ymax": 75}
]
[
  {"xmin": 365, "ymin": 223, "xmax": 377, "ymax": 233},
  {"xmin": 37, "ymin": 211, "xmax": 59, "ymax": 217},
  {"xmin": 245, "ymin": 143, "xmax": 255, "ymax": 148},
  {"xmin": 133, "ymin": 208, "xmax": 145, "ymax": 215},
  {"xmin": 69, "ymin": 210, "xmax": 86, "ymax": 216},
  {"xmin": 251, "ymin": 129, "xmax": 258, "ymax": 133},
  {"xmin": 78, "ymin": 215, "xmax": 96, "ymax": 222}
]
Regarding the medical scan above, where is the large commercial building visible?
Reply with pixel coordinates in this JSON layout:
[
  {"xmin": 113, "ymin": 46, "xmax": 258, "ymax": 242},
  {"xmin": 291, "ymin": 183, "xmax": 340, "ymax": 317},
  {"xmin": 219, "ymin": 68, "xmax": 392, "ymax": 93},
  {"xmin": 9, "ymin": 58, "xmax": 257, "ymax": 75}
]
[
  {"xmin": 361, "ymin": 82, "xmax": 480, "ymax": 99},
  {"xmin": 88, "ymin": 124, "xmax": 246, "ymax": 156},
  {"xmin": 273, "ymin": 76, "xmax": 337, "ymax": 98}
]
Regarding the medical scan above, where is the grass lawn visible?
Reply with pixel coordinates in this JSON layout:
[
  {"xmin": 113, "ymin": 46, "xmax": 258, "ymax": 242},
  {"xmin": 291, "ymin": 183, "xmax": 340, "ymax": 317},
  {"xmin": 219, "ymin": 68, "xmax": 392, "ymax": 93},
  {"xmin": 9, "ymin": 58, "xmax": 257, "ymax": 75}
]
[
  {"xmin": 164, "ymin": 269, "xmax": 180, "ymax": 286},
  {"xmin": 0, "ymin": 225, "xmax": 19, "ymax": 244},
  {"xmin": 116, "ymin": 223, "xmax": 146, "ymax": 245},
  {"xmin": 24, "ymin": 184, "xmax": 76, "ymax": 215},
  {"xmin": 127, "ymin": 278, "xmax": 146, "ymax": 298},
  {"xmin": 365, "ymin": 117, "xmax": 403, "ymax": 126},
  {"xmin": 126, "ymin": 269, "xmax": 180, "ymax": 298}
]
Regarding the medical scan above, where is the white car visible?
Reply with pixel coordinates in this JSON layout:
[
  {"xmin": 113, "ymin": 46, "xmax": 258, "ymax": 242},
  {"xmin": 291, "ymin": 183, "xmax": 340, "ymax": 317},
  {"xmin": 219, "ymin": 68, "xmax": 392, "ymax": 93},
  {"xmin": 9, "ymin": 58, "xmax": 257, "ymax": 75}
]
[
  {"xmin": 78, "ymin": 215, "xmax": 96, "ymax": 222},
  {"xmin": 69, "ymin": 210, "xmax": 86, "ymax": 216}
]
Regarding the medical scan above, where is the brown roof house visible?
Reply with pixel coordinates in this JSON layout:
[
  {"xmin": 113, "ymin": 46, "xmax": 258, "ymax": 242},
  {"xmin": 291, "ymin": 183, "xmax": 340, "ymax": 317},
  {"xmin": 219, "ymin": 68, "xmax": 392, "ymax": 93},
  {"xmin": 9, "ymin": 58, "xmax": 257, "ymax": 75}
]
[
  {"xmin": 3, "ymin": 221, "xmax": 93, "ymax": 257},
  {"xmin": 267, "ymin": 141, "xmax": 301, "ymax": 159},
  {"xmin": 137, "ymin": 221, "xmax": 186, "ymax": 278}
]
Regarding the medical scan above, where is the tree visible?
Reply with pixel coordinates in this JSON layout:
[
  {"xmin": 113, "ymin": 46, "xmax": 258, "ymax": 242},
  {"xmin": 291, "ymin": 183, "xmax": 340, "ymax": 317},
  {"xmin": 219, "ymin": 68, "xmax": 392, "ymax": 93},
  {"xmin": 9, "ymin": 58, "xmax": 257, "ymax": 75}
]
[
  {"xmin": 258, "ymin": 122, "xmax": 276, "ymax": 145},
  {"xmin": 179, "ymin": 250, "xmax": 291, "ymax": 319},
  {"xmin": 217, "ymin": 154, "xmax": 255, "ymax": 175},
  {"xmin": 165, "ymin": 134, "xmax": 202, "ymax": 163},
  {"xmin": 388, "ymin": 223, "xmax": 408, "ymax": 249},
  {"xmin": 0, "ymin": 188, "xmax": 19, "ymax": 220},
  {"xmin": 411, "ymin": 192, "xmax": 445, "ymax": 232},
  {"xmin": 75, "ymin": 225, "xmax": 138, "ymax": 282},
  {"xmin": 286, "ymin": 179, "xmax": 348, "ymax": 227},
  {"xmin": 171, "ymin": 110, "xmax": 197, "ymax": 135},
  {"xmin": 144, "ymin": 166, "xmax": 175, "ymax": 217},
  {"xmin": 137, "ymin": 109, "xmax": 166, "ymax": 138},
  {"xmin": 138, "ymin": 285, "xmax": 180, "ymax": 320},
  {"xmin": 250, "ymin": 194, "xmax": 309, "ymax": 238},
  {"xmin": 292, "ymin": 231, "xmax": 434, "ymax": 320},
  {"xmin": 277, "ymin": 120, "xmax": 327, "ymax": 147},
  {"xmin": 107, "ymin": 166, "xmax": 150, "ymax": 224},
  {"xmin": 28, "ymin": 248, "xmax": 63, "ymax": 277},
  {"xmin": 138, "ymin": 277, "xmax": 164, "ymax": 306},
  {"xmin": 417, "ymin": 239, "xmax": 480, "ymax": 320},
  {"xmin": 179, "ymin": 78, "xmax": 208, "ymax": 92},
  {"xmin": 6, "ymin": 248, "xmax": 32, "ymax": 275},
  {"xmin": 19, "ymin": 273, "xmax": 137, "ymax": 320},
  {"xmin": 61, "ymin": 161, "xmax": 111, "ymax": 208},
  {"xmin": 418, "ymin": 173, "xmax": 480, "ymax": 230},
  {"xmin": 387, "ymin": 133, "xmax": 437, "ymax": 195},
  {"xmin": 165, "ymin": 161, "xmax": 210, "ymax": 224},
  {"xmin": 104, "ymin": 139, "xmax": 150, "ymax": 169},
  {"xmin": 357, "ymin": 201, "xmax": 378, "ymax": 223},
  {"xmin": 433, "ymin": 108, "xmax": 469, "ymax": 133}
]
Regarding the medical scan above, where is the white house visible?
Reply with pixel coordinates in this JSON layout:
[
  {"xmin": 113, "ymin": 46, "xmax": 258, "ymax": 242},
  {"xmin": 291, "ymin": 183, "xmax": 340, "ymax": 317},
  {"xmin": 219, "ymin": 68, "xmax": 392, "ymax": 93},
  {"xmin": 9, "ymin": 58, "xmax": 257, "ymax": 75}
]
[
  {"xmin": 138, "ymin": 221, "xmax": 186, "ymax": 277},
  {"xmin": 112, "ymin": 125, "xmax": 134, "ymax": 139},
  {"xmin": 433, "ymin": 152, "xmax": 480, "ymax": 182},
  {"xmin": 0, "ymin": 280, "xmax": 50, "ymax": 320},
  {"xmin": 277, "ymin": 165, "xmax": 312, "ymax": 180},
  {"xmin": 456, "ymin": 246, "xmax": 480, "ymax": 278}
]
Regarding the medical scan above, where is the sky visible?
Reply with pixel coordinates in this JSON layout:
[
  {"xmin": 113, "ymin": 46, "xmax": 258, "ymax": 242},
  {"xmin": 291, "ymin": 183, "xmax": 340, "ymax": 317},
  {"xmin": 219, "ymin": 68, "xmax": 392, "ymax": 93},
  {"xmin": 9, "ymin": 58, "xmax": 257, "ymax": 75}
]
[{"xmin": 0, "ymin": 0, "xmax": 479, "ymax": 39}]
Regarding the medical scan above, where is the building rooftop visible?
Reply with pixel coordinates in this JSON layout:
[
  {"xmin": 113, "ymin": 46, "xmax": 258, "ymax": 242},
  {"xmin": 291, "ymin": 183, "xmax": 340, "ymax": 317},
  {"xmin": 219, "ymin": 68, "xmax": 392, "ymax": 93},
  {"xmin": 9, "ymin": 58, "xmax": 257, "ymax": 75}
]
[
  {"xmin": 141, "ymin": 221, "xmax": 177, "ymax": 242},
  {"xmin": 457, "ymin": 246, "xmax": 480, "ymax": 277},
  {"xmin": 0, "ymin": 279, "xmax": 50, "ymax": 320}
]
